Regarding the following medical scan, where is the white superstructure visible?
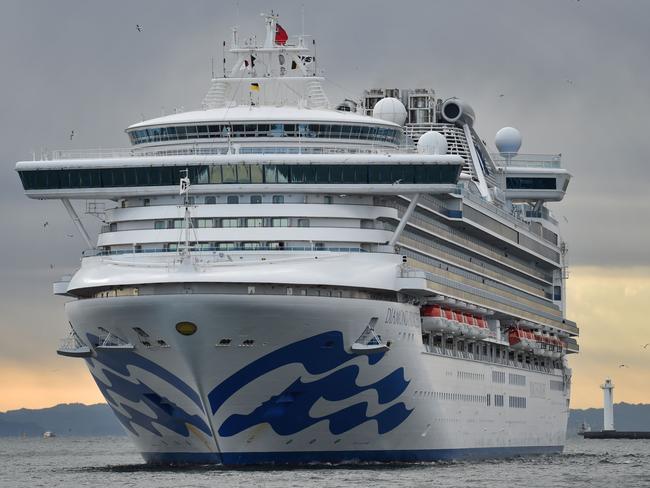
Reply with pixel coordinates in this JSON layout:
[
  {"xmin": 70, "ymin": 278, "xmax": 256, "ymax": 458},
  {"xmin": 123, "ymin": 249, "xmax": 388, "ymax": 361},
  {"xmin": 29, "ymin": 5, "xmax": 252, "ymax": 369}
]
[{"xmin": 16, "ymin": 14, "xmax": 578, "ymax": 464}]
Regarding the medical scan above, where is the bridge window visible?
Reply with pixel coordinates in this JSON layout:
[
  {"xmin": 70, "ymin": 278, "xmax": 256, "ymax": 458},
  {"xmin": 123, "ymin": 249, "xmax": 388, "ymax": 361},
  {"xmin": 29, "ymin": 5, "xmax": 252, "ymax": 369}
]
[
  {"xmin": 506, "ymin": 177, "xmax": 556, "ymax": 190},
  {"xmin": 227, "ymin": 195, "xmax": 239, "ymax": 204}
]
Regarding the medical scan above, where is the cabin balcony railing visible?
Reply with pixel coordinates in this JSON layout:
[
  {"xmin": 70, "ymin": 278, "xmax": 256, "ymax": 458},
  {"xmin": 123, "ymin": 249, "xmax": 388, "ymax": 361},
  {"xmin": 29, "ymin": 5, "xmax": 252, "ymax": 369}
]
[
  {"xmin": 82, "ymin": 246, "xmax": 369, "ymax": 258},
  {"xmin": 41, "ymin": 143, "xmax": 418, "ymax": 161},
  {"xmin": 490, "ymin": 153, "xmax": 562, "ymax": 169}
]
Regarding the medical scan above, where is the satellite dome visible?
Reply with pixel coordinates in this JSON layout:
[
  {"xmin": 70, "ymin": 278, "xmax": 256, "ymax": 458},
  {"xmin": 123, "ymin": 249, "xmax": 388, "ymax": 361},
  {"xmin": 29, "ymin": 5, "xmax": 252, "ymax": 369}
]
[
  {"xmin": 495, "ymin": 127, "xmax": 522, "ymax": 156},
  {"xmin": 372, "ymin": 97, "xmax": 407, "ymax": 126},
  {"xmin": 417, "ymin": 131, "xmax": 448, "ymax": 155}
]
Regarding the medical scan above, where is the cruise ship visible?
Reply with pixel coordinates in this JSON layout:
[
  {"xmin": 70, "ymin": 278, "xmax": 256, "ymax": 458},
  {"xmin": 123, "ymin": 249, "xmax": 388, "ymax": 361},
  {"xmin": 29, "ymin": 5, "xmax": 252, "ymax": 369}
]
[{"xmin": 16, "ymin": 15, "xmax": 578, "ymax": 464}]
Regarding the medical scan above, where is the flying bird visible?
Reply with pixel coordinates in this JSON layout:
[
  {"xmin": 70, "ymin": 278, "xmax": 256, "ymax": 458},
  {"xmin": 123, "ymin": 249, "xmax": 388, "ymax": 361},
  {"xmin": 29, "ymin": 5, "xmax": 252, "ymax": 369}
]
[
  {"xmin": 619, "ymin": 364, "xmax": 629, "ymax": 368},
  {"xmin": 66, "ymin": 234, "xmax": 74, "ymax": 238},
  {"xmin": 566, "ymin": 79, "xmax": 574, "ymax": 85},
  {"xmin": 498, "ymin": 94, "xmax": 505, "ymax": 98},
  {"xmin": 49, "ymin": 264, "xmax": 55, "ymax": 269},
  {"xmin": 643, "ymin": 343, "xmax": 649, "ymax": 349},
  {"xmin": 43, "ymin": 221, "xmax": 49, "ymax": 228},
  {"xmin": 136, "ymin": 24, "xmax": 143, "ymax": 32}
]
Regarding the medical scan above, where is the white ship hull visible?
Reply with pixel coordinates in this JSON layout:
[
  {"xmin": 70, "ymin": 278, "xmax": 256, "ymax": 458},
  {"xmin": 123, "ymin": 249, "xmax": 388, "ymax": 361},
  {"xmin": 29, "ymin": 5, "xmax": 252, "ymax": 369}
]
[{"xmin": 67, "ymin": 292, "xmax": 569, "ymax": 464}]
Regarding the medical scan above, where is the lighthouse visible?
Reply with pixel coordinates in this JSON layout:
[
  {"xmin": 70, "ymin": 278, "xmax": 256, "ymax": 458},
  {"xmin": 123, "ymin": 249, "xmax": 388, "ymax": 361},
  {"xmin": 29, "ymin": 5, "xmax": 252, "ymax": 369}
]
[{"xmin": 601, "ymin": 378, "xmax": 615, "ymax": 431}]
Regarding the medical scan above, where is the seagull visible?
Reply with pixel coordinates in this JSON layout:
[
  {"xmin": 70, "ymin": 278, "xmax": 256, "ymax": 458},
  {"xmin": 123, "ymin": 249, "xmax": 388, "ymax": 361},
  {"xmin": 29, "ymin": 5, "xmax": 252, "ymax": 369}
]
[
  {"xmin": 498, "ymin": 94, "xmax": 505, "ymax": 98},
  {"xmin": 69, "ymin": 130, "xmax": 74, "ymax": 140},
  {"xmin": 643, "ymin": 343, "xmax": 649, "ymax": 349},
  {"xmin": 566, "ymin": 79, "xmax": 574, "ymax": 85},
  {"xmin": 43, "ymin": 221, "xmax": 49, "ymax": 228},
  {"xmin": 619, "ymin": 364, "xmax": 629, "ymax": 368},
  {"xmin": 136, "ymin": 24, "xmax": 143, "ymax": 32},
  {"xmin": 393, "ymin": 179, "xmax": 403, "ymax": 185},
  {"xmin": 66, "ymin": 234, "xmax": 74, "ymax": 238},
  {"xmin": 49, "ymin": 264, "xmax": 55, "ymax": 269}
]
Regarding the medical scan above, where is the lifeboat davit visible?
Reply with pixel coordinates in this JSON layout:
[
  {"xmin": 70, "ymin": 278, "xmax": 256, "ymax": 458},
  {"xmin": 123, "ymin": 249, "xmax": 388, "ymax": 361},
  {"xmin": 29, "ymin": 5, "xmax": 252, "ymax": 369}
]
[{"xmin": 421, "ymin": 305, "xmax": 448, "ymax": 333}]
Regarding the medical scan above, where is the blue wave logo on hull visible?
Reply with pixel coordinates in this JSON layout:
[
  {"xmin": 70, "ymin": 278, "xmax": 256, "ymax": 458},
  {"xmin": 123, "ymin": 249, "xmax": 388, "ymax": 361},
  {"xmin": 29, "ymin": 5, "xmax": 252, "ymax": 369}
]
[
  {"xmin": 86, "ymin": 334, "xmax": 212, "ymax": 439},
  {"xmin": 208, "ymin": 331, "xmax": 412, "ymax": 437}
]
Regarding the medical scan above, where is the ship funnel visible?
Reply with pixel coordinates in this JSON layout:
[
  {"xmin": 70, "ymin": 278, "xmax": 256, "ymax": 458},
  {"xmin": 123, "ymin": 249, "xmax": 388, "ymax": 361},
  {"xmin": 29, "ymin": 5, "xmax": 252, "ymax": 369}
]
[{"xmin": 441, "ymin": 98, "xmax": 475, "ymax": 127}]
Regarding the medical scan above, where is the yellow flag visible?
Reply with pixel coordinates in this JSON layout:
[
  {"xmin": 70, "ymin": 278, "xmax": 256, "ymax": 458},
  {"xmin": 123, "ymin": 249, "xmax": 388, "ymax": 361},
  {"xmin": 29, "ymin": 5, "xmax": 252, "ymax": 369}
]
[{"xmin": 250, "ymin": 83, "xmax": 260, "ymax": 92}]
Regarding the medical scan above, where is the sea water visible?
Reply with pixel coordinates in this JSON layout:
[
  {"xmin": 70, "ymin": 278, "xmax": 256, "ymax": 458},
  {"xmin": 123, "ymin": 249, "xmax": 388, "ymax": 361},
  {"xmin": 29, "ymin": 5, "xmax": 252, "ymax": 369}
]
[{"xmin": 0, "ymin": 436, "xmax": 648, "ymax": 488}]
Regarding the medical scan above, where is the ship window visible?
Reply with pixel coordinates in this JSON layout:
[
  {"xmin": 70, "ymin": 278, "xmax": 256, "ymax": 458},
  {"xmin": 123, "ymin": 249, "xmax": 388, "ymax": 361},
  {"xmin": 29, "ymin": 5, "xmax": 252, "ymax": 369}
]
[
  {"xmin": 205, "ymin": 196, "xmax": 216, "ymax": 204},
  {"xmin": 250, "ymin": 195, "xmax": 262, "ymax": 204},
  {"xmin": 324, "ymin": 196, "xmax": 333, "ymax": 204},
  {"xmin": 209, "ymin": 166, "xmax": 222, "ymax": 184},
  {"xmin": 218, "ymin": 338, "xmax": 232, "ymax": 345},
  {"xmin": 237, "ymin": 164, "xmax": 251, "ymax": 183},
  {"xmin": 270, "ymin": 124, "xmax": 284, "ymax": 137},
  {"xmin": 197, "ymin": 218, "xmax": 213, "ymax": 228},
  {"xmin": 246, "ymin": 218, "xmax": 263, "ymax": 227},
  {"xmin": 506, "ymin": 177, "xmax": 556, "ymax": 190},
  {"xmin": 222, "ymin": 166, "xmax": 237, "ymax": 183},
  {"xmin": 250, "ymin": 165, "xmax": 264, "ymax": 183},
  {"xmin": 175, "ymin": 321, "xmax": 197, "ymax": 336},
  {"xmin": 221, "ymin": 218, "xmax": 239, "ymax": 228},
  {"xmin": 271, "ymin": 218, "xmax": 288, "ymax": 227},
  {"xmin": 272, "ymin": 195, "xmax": 284, "ymax": 204},
  {"xmin": 298, "ymin": 218, "xmax": 310, "ymax": 227},
  {"xmin": 227, "ymin": 195, "xmax": 239, "ymax": 204},
  {"xmin": 170, "ymin": 219, "xmax": 183, "ymax": 229},
  {"xmin": 154, "ymin": 221, "xmax": 165, "ymax": 230}
]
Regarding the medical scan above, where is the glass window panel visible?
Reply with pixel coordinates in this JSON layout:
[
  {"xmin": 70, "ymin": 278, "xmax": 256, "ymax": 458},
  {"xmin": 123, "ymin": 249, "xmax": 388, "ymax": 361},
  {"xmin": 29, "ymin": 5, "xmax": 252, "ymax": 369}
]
[
  {"xmin": 236, "ymin": 164, "xmax": 251, "ymax": 183},
  {"xmin": 272, "ymin": 195, "xmax": 284, "ymax": 204},
  {"xmin": 222, "ymin": 165, "xmax": 237, "ymax": 183},
  {"xmin": 221, "ymin": 218, "xmax": 239, "ymax": 228},
  {"xmin": 166, "ymin": 126, "xmax": 177, "ymax": 138},
  {"xmin": 272, "ymin": 218, "xmax": 288, "ymax": 227},
  {"xmin": 298, "ymin": 124, "xmax": 309, "ymax": 137},
  {"xmin": 196, "ymin": 166, "xmax": 209, "ymax": 184},
  {"xmin": 204, "ymin": 196, "xmax": 216, "ymax": 204},
  {"xmin": 307, "ymin": 124, "xmax": 318, "ymax": 138},
  {"xmin": 231, "ymin": 124, "xmax": 245, "ymax": 136},
  {"xmin": 329, "ymin": 125, "xmax": 342, "ymax": 138},
  {"xmin": 270, "ymin": 124, "xmax": 283, "ymax": 137},
  {"xmin": 276, "ymin": 165, "xmax": 289, "ymax": 183},
  {"xmin": 250, "ymin": 195, "xmax": 262, "ymax": 204},
  {"xmin": 264, "ymin": 165, "xmax": 277, "ymax": 183},
  {"xmin": 315, "ymin": 165, "xmax": 329, "ymax": 183},
  {"xmin": 154, "ymin": 221, "xmax": 166, "ymax": 230},
  {"xmin": 368, "ymin": 165, "xmax": 391, "ymax": 183},
  {"xmin": 208, "ymin": 125, "xmax": 220, "ymax": 135},
  {"xmin": 197, "ymin": 218, "xmax": 213, "ymax": 228},
  {"xmin": 246, "ymin": 218, "xmax": 263, "ymax": 227},
  {"xmin": 298, "ymin": 218, "xmax": 310, "ymax": 227},
  {"xmin": 339, "ymin": 125, "xmax": 351, "ymax": 139},
  {"xmin": 250, "ymin": 164, "xmax": 264, "ymax": 183},
  {"xmin": 284, "ymin": 124, "xmax": 296, "ymax": 136},
  {"xmin": 350, "ymin": 125, "xmax": 361, "ymax": 139},
  {"xmin": 226, "ymin": 195, "xmax": 239, "ymax": 204},
  {"xmin": 359, "ymin": 126, "xmax": 370, "ymax": 139},
  {"xmin": 112, "ymin": 168, "xmax": 126, "ymax": 187},
  {"xmin": 209, "ymin": 166, "xmax": 222, "ymax": 184},
  {"xmin": 176, "ymin": 126, "xmax": 187, "ymax": 139},
  {"xmin": 185, "ymin": 126, "xmax": 197, "ymax": 137}
]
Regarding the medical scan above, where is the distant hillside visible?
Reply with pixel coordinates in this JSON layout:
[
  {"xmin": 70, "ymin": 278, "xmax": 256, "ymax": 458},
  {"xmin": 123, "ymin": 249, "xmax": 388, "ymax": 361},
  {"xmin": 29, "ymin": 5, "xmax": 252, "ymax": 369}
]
[
  {"xmin": 567, "ymin": 402, "xmax": 650, "ymax": 436},
  {"xmin": 1, "ymin": 402, "xmax": 649, "ymax": 437},
  {"xmin": 0, "ymin": 403, "xmax": 124, "ymax": 437}
]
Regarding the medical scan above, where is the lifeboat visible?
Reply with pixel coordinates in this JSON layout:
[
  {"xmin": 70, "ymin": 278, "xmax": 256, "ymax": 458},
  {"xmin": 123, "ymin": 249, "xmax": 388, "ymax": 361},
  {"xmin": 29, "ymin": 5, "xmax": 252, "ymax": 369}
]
[
  {"xmin": 445, "ymin": 308, "xmax": 463, "ymax": 334},
  {"xmin": 462, "ymin": 312, "xmax": 479, "ymax": 338},
  {"xmin": 508, "ymin": 328, "xmax": 537, "ymax": 352},
  {"xmin": 421, "ymin": 305, "xmax": 448, "ymax": 333},
  {"xmin": 474, "ymin": 315, "xmax": 490, "ymax": 339}
]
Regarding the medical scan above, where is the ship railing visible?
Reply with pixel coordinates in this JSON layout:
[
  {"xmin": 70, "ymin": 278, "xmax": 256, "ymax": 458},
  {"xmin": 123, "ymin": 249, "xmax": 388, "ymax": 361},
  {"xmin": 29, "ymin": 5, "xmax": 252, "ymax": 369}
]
[
  {"xmin": 489, "ymin": 153, "xmax": 562, "ymax": 169},
  {"xmin": 43, "ymin": 144, "xmax": 418, "ymax": 161},
  {"xmin": 82, "ymin": 245, "xmax": 369, "ymax": 258},
  {"xmin": 423, "ymin": 343, "xmax": 556, "ymax": 375}
]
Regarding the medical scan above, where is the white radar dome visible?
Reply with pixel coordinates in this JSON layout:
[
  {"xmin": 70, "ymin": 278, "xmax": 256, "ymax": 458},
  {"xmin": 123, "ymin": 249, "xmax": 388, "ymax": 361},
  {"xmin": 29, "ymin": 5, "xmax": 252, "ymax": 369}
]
[
  {"xmin": 495, "ymin": 127, "xmax": 522, "ymax": 156},
  {"xmin": 417, "ymin": 131, "xmax": 448, "ymax": 155},
  {"xmin": 372, "ymin": 97, "xmax": 407, "ymax": 126}
]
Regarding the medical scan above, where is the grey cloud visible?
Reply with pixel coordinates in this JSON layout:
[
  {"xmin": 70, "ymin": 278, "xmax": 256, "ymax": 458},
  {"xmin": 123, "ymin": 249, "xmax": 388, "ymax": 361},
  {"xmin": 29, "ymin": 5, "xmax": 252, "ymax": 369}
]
[{"xmin": 1, "ymin": 0, "xmax": 649, "ymax": 362}]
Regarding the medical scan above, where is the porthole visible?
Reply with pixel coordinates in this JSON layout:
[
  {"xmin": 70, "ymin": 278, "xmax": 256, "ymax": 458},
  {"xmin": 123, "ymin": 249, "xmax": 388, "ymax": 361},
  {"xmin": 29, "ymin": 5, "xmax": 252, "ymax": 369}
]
[{"xmin": 175, "ymin": 321, "xmax": 197, "ymax": 336}]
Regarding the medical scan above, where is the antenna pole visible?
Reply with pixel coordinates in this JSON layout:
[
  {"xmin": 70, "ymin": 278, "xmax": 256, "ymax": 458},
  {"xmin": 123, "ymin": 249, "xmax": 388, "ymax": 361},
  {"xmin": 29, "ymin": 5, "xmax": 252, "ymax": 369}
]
[
  {"xmin": 222, "ymin": 41, "xmax": 227, "ymax": 77},
  {"xmin": 211, "ymin": 56, "xmax": 215, "ymax": 79},
  {"xmin": 313, "ymin": 39, "xmax": 317, "ymax": 76}
]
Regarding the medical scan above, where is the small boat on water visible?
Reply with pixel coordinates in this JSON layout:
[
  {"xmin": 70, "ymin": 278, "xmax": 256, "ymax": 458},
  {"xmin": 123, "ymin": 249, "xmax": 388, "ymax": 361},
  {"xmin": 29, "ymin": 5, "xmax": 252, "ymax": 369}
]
[{"xmin": 42, "ymin": 431, "xmax": 56, "ymax": 438}]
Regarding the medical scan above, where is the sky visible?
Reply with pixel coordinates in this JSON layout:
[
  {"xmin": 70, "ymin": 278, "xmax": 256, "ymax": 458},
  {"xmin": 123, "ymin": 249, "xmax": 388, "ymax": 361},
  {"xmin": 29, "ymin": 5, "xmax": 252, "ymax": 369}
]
[{"xmin": 0, "ymin": 0, "xmax": 648, "ymax": 411}]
